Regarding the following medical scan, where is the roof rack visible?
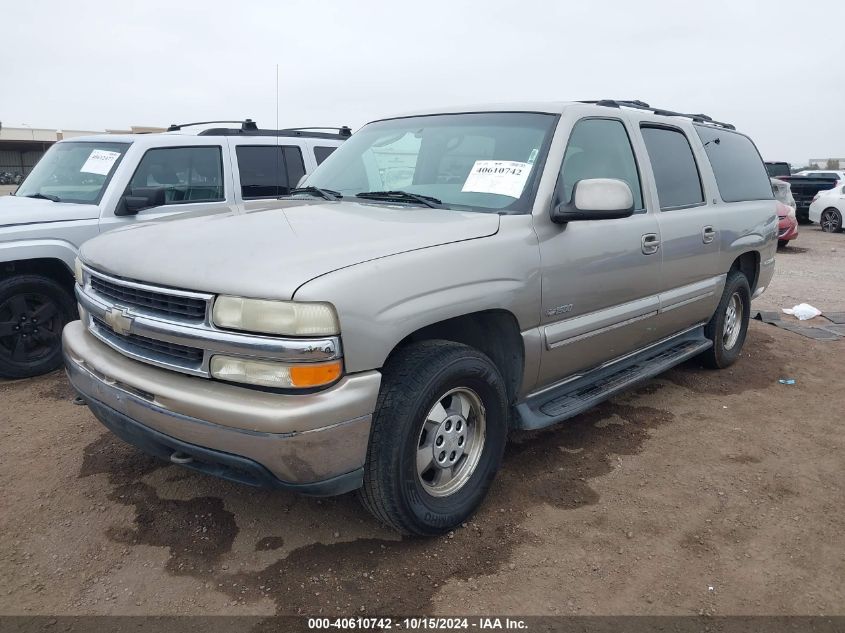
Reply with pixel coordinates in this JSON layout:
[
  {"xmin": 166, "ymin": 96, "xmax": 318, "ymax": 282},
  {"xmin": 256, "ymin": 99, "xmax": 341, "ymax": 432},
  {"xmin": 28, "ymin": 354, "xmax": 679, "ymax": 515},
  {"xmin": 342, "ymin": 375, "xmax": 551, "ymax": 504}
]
[
  {"xmin": 580, "ymin": 100, "xmax": 736, "ymax": 130},
  {"xmin": 167, "ymin": 119, "xmax": 258, "ymax": 132},
  {"xmin": 167, "ymin": 119, "xmax": 353, "ymax": 140}
]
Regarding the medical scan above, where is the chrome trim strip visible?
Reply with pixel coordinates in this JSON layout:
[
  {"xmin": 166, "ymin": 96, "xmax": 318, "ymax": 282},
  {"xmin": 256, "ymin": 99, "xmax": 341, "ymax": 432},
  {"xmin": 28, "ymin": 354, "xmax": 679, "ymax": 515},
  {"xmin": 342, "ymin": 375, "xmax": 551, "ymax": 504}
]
[
  {"xmin": 77, "ymin": 286, "xmax": 341, "ymax": 365},
  {"xmin": 658, "ymin": 275, "xmax": 725, "ymax": 313},
  {"xmin": 548, "ymin": 311, "xmax": 656, "ymax": 349},
  {"xmin": 81, "ymin": 264, "xmax": 214, "ymax": 324},
  {"xmin": 544, "ymin": 295, "xmax": 660, "ymax": 349}
]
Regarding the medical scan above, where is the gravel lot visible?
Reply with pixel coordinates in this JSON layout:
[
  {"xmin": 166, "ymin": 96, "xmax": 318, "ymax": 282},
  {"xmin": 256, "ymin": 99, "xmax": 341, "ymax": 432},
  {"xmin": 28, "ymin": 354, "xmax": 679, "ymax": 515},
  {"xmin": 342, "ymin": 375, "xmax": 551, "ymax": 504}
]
[{"xmin": 1, "ymin": 226, "xmax": 843, "ymax": 617}]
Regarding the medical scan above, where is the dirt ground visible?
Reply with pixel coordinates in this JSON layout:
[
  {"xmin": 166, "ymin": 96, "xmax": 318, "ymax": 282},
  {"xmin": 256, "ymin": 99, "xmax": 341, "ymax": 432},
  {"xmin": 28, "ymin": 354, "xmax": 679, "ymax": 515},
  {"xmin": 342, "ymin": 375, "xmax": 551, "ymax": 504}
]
[{"xmin": 0, "ymin": 227, "xmax": 843, "ymax": 617}]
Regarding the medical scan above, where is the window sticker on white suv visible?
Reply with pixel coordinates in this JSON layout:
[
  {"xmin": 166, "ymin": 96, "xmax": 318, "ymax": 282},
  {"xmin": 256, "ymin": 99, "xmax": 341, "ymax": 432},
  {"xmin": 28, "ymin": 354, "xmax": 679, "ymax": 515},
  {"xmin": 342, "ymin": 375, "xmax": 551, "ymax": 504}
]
[
  {"xmin": 80, "ymin": 150, "xmax": 121, "ymax": 176},
  {"xmin": 461, "ymin": 160, "xmax": 532, "ymax": 199}
]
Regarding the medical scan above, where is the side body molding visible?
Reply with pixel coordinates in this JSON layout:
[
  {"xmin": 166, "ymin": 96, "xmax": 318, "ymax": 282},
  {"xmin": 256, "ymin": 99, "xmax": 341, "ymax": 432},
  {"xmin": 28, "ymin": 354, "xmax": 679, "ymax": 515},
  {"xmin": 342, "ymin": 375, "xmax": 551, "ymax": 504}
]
[{"xmin": 543, "ymin": 274, "xmax": 726, "ymax": 350}]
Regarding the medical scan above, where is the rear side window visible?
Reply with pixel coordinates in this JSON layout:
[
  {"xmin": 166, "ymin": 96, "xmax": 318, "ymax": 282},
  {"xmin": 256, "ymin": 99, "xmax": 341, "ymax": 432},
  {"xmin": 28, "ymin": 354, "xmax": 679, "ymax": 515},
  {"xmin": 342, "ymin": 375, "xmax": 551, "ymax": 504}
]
[
  {"xmin": 695, "ymin": 126, "xmax": 773, "ymax": 202},
  {"xmin": 641, "ymin": 127, "xmax": 704, "ymax": 210},
  {"xmin": 129, "ymin": 146, "xmax": 224, "ymax": 204},
  {"xmin": 558, "ymin": 118, "xmax": 643, "ymax": 210},
  {"xmin": 314, "ymin": 146, "xmax": 337, "ymax": 165},
  {"xmin": 236, "ymin": 145, "xmax": 306, "ymax": 198}
]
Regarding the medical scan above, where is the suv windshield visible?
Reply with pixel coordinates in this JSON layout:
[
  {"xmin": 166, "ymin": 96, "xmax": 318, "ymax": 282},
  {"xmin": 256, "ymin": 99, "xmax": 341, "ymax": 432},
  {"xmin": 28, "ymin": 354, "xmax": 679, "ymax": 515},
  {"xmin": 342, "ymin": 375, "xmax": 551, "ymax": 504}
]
[
  {"xmin": 303, "ymin": 112, "xmax": 557, "ymax": 213},
  {"xmin": 16, "ymin": 141, "xmax": 130, "ymax": 204}
]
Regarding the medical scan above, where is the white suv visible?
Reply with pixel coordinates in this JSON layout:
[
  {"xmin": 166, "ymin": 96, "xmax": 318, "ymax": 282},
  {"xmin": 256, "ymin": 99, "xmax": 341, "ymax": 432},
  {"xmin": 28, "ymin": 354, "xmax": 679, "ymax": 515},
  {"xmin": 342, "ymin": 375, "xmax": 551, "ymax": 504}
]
[{"xmin": 0, "ymin": 120, "xmax": 349, "ymax": 378}]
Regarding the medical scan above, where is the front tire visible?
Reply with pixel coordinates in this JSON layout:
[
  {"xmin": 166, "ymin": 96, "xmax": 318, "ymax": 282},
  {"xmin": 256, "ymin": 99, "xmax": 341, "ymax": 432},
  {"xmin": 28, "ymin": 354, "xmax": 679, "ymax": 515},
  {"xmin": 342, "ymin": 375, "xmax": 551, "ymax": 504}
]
[
  {"xmin": 0, "ymin": 274, "xmax": 76, "ymax": 379},
  {"xmin": 700, "ymin": 270, "xmax": 751, "ymax": 369},
  {"xmin": 819, "ymin": 208, "xmax": 843, "ymax": 233},
  {"xmin": 359, "ymin": 340, "xmax": 508, "ymax": 536}
]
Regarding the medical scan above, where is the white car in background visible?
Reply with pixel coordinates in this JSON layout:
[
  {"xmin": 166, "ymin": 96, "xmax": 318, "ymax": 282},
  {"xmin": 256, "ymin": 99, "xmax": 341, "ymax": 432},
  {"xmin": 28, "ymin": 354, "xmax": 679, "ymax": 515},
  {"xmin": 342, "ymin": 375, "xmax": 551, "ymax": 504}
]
[{"xmin": 809, "ymin": 183, "xmax": 845, "ymax": 233}]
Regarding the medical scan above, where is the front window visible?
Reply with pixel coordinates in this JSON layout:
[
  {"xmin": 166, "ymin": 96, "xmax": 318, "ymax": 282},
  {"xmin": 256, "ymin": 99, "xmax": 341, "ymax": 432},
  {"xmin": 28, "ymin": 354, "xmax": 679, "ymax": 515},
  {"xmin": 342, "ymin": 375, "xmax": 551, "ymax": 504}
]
[
  {"xmin": 303, "ymin": 112, "xmax": 558, "ymax": 213},
  {"xmin": 16, "ymin": 141, "xmax": 130, "ymax": 204},
  {"xmin": 128, "ymin": 146, "xmax": 224, "ymax": 204}
]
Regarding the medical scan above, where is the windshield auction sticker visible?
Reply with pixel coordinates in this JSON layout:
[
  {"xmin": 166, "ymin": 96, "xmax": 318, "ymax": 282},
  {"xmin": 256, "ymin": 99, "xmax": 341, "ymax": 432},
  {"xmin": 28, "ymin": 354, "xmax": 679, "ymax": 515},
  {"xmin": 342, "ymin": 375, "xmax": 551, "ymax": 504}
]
[
  {"xmin": 461, "ymin": 160, "xmax": 532, "ymax": 199},
  {"xmin": 80, "ymin": 150, "xmax": 121, "ymax": 176}
]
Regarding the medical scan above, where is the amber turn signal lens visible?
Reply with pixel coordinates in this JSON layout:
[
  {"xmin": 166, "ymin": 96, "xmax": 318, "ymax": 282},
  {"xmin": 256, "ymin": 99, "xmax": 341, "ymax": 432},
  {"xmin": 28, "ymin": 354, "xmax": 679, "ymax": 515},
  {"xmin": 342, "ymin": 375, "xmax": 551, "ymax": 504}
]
[{"xmin": 289, "ymin": 360, "xmax": 343, "ymax": 388}]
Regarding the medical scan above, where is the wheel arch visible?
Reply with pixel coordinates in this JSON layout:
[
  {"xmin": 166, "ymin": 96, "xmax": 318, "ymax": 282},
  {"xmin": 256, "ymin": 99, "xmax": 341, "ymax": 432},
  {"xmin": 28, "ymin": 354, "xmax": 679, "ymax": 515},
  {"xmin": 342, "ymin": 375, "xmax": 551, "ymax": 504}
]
[
  {"xmin": 729, "ymin": 250, "xmax": 760, "ymax": 295},
  {"xmin": 0, "ymin": 257, "xmax": 75, "ymax": 290},
  {"xmin": 385, "ymin": 309, "xmax": 525, "ymax": 405}
]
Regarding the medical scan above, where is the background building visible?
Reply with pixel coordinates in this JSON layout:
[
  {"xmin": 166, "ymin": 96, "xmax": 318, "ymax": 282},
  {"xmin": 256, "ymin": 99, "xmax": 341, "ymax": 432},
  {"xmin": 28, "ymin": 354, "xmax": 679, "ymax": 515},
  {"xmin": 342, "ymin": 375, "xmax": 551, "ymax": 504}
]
[
  {"xmin": 807, "ymin": 158, "xmax": 845, "ymax": 170},
  {"xmin": 0, "ymin": 123, "xmax": 164, "ymax": 185}
]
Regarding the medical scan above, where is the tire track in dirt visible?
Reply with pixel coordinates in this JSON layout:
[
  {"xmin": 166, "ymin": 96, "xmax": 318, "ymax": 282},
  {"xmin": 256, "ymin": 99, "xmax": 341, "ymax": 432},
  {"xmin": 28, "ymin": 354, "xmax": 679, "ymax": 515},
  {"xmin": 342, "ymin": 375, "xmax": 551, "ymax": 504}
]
[{"xmin": 78, "ymin": 394, "xmax": 675, "ymax": 616}]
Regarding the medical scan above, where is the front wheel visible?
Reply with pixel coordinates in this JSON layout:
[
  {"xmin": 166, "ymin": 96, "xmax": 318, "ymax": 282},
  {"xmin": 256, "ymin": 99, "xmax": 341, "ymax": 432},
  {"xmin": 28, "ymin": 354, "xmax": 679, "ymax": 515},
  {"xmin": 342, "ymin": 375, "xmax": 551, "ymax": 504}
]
[
  {"xmin": 820, "ymin": 208, "xmax": 843, "ymax": 233},
  {"xmin": 0, "ymin": 274, "xmax": 76, "ymax": 379},
  {"xmin": 359, "ymin": 340, "xmax": 508, "ymax": 535},
  {"xmin": 699, "ymin": 271, "xmax": 751, "ymax": 369}
]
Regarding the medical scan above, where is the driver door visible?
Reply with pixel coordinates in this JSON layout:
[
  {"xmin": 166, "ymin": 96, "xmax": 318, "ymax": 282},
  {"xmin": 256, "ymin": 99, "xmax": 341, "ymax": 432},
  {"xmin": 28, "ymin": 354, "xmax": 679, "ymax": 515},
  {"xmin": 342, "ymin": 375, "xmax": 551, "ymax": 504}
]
[
  {"xmin": 535, "ymin": 116, "xmax": 662, "ymax": 387},
  {"xmin": 99, "ymin": 144, "xmax": 237, "ymax": 233}
]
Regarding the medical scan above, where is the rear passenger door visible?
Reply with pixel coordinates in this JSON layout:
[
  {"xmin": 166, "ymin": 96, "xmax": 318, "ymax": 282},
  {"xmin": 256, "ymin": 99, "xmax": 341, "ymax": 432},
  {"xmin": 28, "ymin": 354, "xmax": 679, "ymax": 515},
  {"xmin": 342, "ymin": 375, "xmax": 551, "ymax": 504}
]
[
  {"xmin": 232, "ymin": 143, "xmax": 307, "ymax": 204},
  {"xmin": 639, "ymin": 125, "xmax": 722, "ymax": 341}
]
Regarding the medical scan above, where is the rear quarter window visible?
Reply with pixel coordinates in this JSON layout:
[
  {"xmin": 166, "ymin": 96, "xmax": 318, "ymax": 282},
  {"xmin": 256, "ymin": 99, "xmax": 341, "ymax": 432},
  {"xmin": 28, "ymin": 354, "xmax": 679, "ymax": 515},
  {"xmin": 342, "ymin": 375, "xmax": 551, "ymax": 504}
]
[{"xmin": 695, "ymin": 126, "xmax": 773, "ymax": 203}]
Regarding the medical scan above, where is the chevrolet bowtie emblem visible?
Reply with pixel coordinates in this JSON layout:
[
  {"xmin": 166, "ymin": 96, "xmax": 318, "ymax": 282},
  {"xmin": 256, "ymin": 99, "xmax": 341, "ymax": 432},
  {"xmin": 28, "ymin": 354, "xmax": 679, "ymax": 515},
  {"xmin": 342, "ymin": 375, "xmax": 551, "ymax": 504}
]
[{"xmin": 104, "ymin": 307, "xmax": 133, "ymax": 336}]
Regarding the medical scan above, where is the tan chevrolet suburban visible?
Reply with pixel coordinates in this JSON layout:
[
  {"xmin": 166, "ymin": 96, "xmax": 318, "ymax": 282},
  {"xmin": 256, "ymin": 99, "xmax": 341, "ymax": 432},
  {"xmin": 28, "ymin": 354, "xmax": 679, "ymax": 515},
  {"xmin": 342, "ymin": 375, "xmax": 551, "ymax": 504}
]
[{"xmin": 63, "ymin": 100, "xmax": 777, "ymax": 535}]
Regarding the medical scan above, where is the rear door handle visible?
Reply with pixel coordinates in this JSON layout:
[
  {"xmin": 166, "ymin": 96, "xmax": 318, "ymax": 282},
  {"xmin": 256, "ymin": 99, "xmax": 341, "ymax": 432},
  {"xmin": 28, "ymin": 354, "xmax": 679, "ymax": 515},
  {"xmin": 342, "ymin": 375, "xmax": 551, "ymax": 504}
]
[
  {"xmin": 702, "ymin": 226, "xmax": 716, "ymax": 244},
  {"xmin": 641, "ymin": 233, "xmax": 660, "ymax": 255}
]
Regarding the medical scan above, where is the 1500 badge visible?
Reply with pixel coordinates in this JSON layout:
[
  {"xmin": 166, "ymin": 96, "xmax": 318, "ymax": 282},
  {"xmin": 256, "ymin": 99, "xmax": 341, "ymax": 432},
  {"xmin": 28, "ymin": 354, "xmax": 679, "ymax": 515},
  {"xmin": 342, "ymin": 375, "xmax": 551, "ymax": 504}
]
[{"xmin": 546, "ymin": 303, "xmax": 574, "ymax": 317}]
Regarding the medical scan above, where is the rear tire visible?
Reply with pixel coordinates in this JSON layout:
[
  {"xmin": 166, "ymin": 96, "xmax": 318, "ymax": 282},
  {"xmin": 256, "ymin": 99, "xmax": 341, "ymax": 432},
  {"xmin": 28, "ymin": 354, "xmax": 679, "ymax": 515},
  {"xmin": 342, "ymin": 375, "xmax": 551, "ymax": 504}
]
[
  {"xmin": 359, "ymin": 340, "xmax": 508, "ymax": 536},
  {"xmin": 820, "ymin": 208, "xmax": 843, "ymax": 233},
  {"xmin": 0, "ymin": 274, "xmax": 76, "ymax": 379},
  {"xmin": 778, "ymin": 239, "xmax": 789, "ymax": 249},
  {"xmin": 700, "ymin": 270, "xmax": 751, "ymax": 370}
]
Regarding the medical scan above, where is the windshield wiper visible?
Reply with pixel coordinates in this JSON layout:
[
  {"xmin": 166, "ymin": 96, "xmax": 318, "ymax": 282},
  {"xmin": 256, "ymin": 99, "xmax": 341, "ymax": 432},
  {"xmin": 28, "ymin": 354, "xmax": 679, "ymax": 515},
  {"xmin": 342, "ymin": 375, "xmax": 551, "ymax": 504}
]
[
  {"xmin": 285, "ymin": 187, "xmax": 342, "ymax": 201},
  {"xmin": 355, "ymin": 191, "xmax": 443, "ymax": 209},
  {"xmin": 23, "ymin": 193, "xmax": 61, "ymax": 202}
]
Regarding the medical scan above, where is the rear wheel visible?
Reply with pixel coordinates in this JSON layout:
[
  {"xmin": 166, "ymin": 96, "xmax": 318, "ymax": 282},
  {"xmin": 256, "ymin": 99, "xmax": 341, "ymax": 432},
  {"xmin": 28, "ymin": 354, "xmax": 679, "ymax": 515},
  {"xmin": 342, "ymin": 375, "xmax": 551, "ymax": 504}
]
[
  {"xmin": 820, "ymin": 208, "xmax": 843, "ymax": 233},
  {"xmin": 359, "ymin": 340, "xmax": 508, "ymax": 535},
  {"xmin": 778, "ymin": 239, "xmax": 789, "ymax": 249},
  {"xmin": 0, "ymin": 275, "xmax": 76, "ymax": 379},
  {"xmin": 699, "ymin": 270, "xmax": 751, "ymax": 369}
]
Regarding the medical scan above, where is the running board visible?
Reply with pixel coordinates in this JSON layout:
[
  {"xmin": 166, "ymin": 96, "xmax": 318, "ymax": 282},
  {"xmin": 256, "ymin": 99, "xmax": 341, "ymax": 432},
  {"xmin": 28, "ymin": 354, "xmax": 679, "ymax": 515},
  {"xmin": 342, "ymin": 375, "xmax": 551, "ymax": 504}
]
[{"xmin": 514, "ymin": 328, "xmax": 711, "ymax": 430}]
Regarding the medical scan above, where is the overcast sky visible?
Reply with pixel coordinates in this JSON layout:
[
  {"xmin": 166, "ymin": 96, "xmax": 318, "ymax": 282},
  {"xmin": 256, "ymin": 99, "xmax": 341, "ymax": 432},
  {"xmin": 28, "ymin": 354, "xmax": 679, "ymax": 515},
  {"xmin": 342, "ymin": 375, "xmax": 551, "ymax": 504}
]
[{"xmin": 3, "ymin": 0, "xmax": 843, "ymax": 165}]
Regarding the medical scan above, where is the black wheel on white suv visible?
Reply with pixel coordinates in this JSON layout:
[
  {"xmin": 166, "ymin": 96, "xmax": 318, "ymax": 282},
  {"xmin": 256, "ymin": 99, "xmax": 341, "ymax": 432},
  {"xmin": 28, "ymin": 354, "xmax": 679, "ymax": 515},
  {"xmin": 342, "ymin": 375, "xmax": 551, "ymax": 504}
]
[
  {"xmin": 819, "ymin": 208, "xmax": 843, "ymax": 233},
  {"xmin": 0, "ymin": 274, "xmax": 76, "ymax": 379},
  {"xmin": 700, "ymin": 270, "xmax": 751, "ymax": 370},
  {"xmin": 359, "ymin": 340, "xmax": 508, "ymax": 536}
]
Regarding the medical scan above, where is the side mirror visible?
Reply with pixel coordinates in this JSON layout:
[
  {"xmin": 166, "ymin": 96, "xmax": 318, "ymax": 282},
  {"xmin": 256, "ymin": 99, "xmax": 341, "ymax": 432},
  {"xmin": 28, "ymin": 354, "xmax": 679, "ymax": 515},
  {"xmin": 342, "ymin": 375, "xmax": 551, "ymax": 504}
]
[
  {"xmin": 115, "ymin": 187, "xmax": 167, "ymax": 216},
  {"xmin": 552, "ymin": 178, "xmax": 635, "ymax": 223}
]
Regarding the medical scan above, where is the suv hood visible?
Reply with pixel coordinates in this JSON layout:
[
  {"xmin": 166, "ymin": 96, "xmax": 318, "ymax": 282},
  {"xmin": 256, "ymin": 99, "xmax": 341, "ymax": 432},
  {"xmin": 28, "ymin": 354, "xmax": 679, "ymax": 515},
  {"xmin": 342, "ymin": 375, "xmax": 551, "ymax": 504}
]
[
  {"xmin": 80, "ymin": 200, "xmax": 500, "ymax": 300},
  {"xmin": 0, "ymin": 195, "xmax": 99, "ymax": 228}
]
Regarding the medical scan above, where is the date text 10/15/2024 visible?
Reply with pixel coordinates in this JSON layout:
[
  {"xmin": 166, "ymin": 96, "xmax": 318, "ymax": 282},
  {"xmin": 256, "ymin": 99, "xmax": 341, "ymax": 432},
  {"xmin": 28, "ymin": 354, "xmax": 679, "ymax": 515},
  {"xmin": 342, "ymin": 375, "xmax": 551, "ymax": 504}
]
[{"xmin": 307, "ymin": 617, "xmax": 529, "ymax": 630}]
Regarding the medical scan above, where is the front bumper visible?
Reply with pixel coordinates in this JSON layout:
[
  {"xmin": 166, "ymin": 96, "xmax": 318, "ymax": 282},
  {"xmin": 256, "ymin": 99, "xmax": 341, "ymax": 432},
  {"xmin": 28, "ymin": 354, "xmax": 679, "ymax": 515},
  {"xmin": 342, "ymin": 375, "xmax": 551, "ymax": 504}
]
[{"xmin": 63, "ymin": 321, "xmax": 381, "ymax": 495}]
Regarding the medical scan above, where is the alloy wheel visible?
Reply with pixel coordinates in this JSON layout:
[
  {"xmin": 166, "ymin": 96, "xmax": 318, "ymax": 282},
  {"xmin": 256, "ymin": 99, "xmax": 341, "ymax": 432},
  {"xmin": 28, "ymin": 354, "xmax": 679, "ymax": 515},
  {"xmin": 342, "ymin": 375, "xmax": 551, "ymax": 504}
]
[
  {"xmin": 0, "ymin": 293, "xmax": 61, "ymax": 364},
  {"xmin": 416, "ymin": 387, "xmax": 486, "ymax": 497}
]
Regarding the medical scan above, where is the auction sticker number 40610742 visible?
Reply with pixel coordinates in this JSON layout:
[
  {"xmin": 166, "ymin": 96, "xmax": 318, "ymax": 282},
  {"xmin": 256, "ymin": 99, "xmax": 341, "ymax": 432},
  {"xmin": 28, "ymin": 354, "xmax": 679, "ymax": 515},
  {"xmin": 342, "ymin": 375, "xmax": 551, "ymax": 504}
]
[{"xmin": 461, "ymin": 160, "xmax": 533, "ymax": 199}]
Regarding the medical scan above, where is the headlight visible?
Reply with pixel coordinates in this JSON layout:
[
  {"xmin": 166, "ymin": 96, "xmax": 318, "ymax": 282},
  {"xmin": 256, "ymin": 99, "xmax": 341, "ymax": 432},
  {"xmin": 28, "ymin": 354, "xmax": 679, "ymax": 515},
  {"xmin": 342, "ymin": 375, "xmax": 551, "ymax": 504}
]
[
  {"xmin": 74, "ymin": 257, "xmax": 84, "ymax": 286},
  {"xmin": 212, "ymin": 296, "xmax": 339, "ymax": 336},
  {"xmin": 210, "ymin": 355, "xmax": 342, "ymax": 389}
]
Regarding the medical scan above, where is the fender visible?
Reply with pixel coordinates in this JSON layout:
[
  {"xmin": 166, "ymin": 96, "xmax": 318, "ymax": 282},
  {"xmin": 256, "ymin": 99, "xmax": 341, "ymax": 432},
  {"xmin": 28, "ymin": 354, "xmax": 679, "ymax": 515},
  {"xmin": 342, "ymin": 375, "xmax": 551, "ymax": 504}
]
[{"xmin": 0, "ymin": 238, "xmax": 79, "ymax": 272}]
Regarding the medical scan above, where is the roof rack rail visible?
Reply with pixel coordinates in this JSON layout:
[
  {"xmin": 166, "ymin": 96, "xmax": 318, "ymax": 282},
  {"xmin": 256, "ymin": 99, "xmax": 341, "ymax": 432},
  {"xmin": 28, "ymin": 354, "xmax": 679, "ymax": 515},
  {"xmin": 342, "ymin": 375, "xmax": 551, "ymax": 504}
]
[
  {"xmin": 580, "ymin": 100, "xmax": 736, "ymax": 130},
  {"xmin": 167, "ymin": 119, "xmax": 258, "ymax": 132},
  {"xmin": 281, "ymin": 126, "xmax": 353, "ymax": 137}
]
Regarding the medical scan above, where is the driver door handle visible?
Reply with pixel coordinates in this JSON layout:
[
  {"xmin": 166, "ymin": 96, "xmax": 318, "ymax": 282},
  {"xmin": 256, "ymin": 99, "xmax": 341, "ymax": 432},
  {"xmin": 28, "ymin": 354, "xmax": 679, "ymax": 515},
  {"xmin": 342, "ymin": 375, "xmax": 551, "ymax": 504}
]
[
  {"xmin": 702, "ymin": 226, "xmax": 716, "ymax": 244},
  {"xmin": 641, "ymin": 233, "xmax": 660, "ymax": 255}
]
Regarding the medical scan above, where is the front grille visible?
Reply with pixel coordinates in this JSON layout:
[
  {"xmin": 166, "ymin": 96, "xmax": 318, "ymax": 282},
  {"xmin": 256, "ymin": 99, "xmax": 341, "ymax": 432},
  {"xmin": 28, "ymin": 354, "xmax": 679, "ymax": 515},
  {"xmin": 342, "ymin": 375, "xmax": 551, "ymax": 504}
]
[
  {"xmin": 90, "ymin": 275, "xmax": 207, "ymax": 320},
  {"xmin": 93, "ymin": 317, "xmax": 204, "ymax": 365}
]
